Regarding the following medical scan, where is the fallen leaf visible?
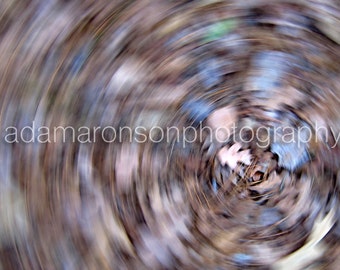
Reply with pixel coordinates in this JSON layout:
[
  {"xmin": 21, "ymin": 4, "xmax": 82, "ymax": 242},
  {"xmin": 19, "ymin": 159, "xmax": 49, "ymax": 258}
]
[
  {"xmin": 217, "ymin": 142, "xmax": 252, "ymax": 170},
  {"xmin": 207, "ymin": 106, "xmax": 237, "ymax": 142}
]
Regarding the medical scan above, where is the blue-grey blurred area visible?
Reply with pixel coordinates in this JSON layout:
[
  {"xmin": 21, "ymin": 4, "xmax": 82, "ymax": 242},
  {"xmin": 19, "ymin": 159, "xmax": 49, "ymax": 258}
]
[{"xmin": 0, "ymin": 0, "xmax": 339, "ymax": 269}]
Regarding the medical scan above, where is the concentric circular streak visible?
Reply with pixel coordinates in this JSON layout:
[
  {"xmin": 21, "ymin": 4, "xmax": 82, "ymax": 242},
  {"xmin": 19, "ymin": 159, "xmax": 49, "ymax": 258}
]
[{"xmin": 0, "ymin": 0, "xmax": 340, "ymax": 269}]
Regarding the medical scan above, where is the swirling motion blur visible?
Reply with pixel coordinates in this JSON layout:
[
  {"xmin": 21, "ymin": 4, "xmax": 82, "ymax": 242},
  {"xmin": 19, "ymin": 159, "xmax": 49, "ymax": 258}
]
[{"xmin": 0, "ymin": 0, "xmax": 340, "ymax": 269}]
